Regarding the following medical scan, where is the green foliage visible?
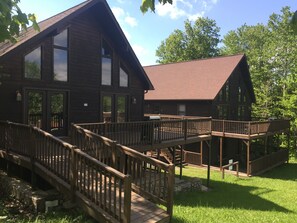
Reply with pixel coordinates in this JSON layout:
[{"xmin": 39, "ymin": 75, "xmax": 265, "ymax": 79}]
[
  {"xmin": 222, "ymin": 7, "xmax": 297, "ymax": 129},
  {"xmin": 140, "ymin": 0, "xmax": 173, "ymax": 13},
  {"xmin": 0, "ymin": 0, "xmax": 39, "ymax": 43},
  {"xmin": 291, "ymin": 10, "xmax": 297, "ymax": 34},
  {"xmin": 156, "ymin": 18, "xmax": 220, "ymax": 64}
]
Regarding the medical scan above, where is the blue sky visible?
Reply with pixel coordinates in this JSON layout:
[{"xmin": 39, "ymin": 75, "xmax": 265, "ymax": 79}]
[{"xmin": 19, "ymin": 0, "xmax": 296, "ymax": 66}]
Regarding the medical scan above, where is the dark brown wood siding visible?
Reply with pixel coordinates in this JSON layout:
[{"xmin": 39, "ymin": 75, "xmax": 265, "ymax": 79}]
[
  {"xmin": 144, "ymin": 100, "xmax": 212, "ymax": 117},
  {"xmin": 0, "ymin": 7, "xmax": 146, "ymax": 133}
]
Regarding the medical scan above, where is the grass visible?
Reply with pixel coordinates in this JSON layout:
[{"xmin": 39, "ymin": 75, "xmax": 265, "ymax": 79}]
[
  {"xmin": 173, "ymin": 158, "xmax": 297, "ymax": 223},
  {"xmin": 1, "ymin": 159, "xmax": 296, "ymax": 222}
]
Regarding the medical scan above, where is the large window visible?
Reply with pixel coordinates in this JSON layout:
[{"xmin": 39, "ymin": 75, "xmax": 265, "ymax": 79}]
[
  {"xmin": 178, "ymin": 104, "xmax": 186, "ymax": 116},
  {"xmin": 119, "ymin": 66, "xmax": 128, "ymax": 87},
  {"xmin": 101, "ymin": 40, "xmax": 112, "ymax": 85},
  {"xmin": 24, "ymin": 47, "xmax": 41, "ymax": 79},
  {"xmin": 53, "ymin": 29, "xmax": 68, "ymax": 82}
]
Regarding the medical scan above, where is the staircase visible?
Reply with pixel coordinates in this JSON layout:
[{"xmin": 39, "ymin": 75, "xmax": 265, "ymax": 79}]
[{"xmin": 149, "ymin": 146, "xmax": 186, "ymax": 166}]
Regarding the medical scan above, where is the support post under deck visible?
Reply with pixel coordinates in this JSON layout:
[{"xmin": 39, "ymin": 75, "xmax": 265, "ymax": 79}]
[{"xmin": 219, "ymin": 137, "xmax": 223, "ymax": 170}]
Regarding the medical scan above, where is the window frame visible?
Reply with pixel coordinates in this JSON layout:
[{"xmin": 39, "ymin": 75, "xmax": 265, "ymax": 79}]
[
  {"xmin": 24, "ymin": 46, "xmax": 42, "ymax": 80},
  {"xmin": 101, "ymin": 39, "xmax": 113, "ymax": 86},
  {"xmin": 119, "ymin": 64, "xmax": 129, "ymax": 88},
  {"xmin": 53, "ymin": 28, "xmax": 69, "ymax": 82}
]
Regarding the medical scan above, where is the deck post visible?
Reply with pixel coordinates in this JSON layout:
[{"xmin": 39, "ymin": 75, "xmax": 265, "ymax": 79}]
[
  {"xmin": 206, "ymin": 140, "xmax": 211, "ymax": 188},
  {"xmin": 167, "ymin": 164, "xmax": 175, "ymax": 221},
  {"xmin": 123, "ymin": 175, "xmax": 131, "ymax": 223},
  {"xmin": 5, "ymin": 121, "xmax": 11, "ymax": 176},
  {"xmin": 70, "ymin": 146, "xmax": 78, "ymax": 202},
  {"xmin": 200, "ymin": 141, "xmax": 203, "ymax": 165},
  {"xmin": 246, "ymin": 140, "xmax": 250, "ymax": 176},
  {"xmin": 111, "ymin": 141, "xmax": 117, "ymax": 169},
  {"xmin": 219, "ymin": 137, "xmax": 223, "ymax": 171},
  {"xmin": 180, "ymin": 145, "xmax": 183, "ymax": 179},
  {"xmin": 30, "ymin": 126, "xmax": 37, "ymax": 189}
]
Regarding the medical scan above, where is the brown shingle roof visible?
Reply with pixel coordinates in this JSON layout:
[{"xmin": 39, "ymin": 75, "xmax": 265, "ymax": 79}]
[
  {"xmin": 0, "ymin": 0, "xmax": 93, "ymax": 57},
  {"xmin": 144, "ymin": 54, "xmax": 249, "ymax": 101}
]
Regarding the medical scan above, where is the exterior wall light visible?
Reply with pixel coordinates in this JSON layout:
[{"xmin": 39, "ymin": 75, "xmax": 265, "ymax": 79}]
[
  {"xmin": 131, "ymin": 96, "xmax": 137, "ymax": 104},
  {"xmin": 16, "ymin": 90, "xmax": 22, "ymax": 102}
]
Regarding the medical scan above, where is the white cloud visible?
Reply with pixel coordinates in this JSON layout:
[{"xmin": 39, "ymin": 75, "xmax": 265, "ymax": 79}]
[
  {"xmin": 125, "ymin": 16, "xmax": 138, "ymax": 27},
  {"xmin": 188, "ymin": 11, "xmax": 205, "ymax": 21},
  {"xmin": 132, "ymin": 44, "xmax": 155, "ymax": 66},
  {"xmin": 111, "ymin": 7, "xmax": 138, "ymax": 28},
  {"xmin": 156, "ymin": 0, "xmax": 219, "ymax": 21},
  {"xmin": 122, "ymin": 28, "xmax": 131, "ymax": 40},
  {"xmin": 111, "ymin": 7, "xmax": 124, "ymax": 20},
  {"xmin": 156, "ymin": 1, "xmax": 186, "ymax": 19}
]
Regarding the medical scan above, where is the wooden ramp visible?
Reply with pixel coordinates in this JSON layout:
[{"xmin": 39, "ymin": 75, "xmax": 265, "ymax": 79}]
[{"xmin": 0, "ymin": 121, "xmax": 172, "ymax": 223}]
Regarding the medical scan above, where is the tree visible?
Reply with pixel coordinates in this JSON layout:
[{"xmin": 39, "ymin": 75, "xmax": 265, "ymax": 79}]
[
  {"xmin": 156, "ymin": 17, "xmax": 220, "ymax": 64},
  {"xmin": 0, "ymin": 0, "xmax": 39, "ymax": 43},
  {"xmin": 291, "ymin": 10, "xmax": 297, "ymax": 34},
  {"xmin": 140, "ymin": 0, "xmax": 172, "ymax": 13}
]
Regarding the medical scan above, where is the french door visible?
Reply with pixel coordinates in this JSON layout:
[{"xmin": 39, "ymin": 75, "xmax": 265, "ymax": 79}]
[
  {"xmin": 101, "ymin": 94, "xmax": 128, "ymax": 122},
  {"xmin": 25, "ymin": 89, "xmax": 68, "ymax": 136}
]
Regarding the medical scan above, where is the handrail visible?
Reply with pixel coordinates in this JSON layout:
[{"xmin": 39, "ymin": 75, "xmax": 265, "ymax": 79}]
[
  {"xmin": 212, "ymin": 119, "xmax": 290, "ymax": 136},
  {"xmin": 77, "ymin": 118, "xmax": 212, "ymax": 147},
  {"xmin": 0, "ymin": 121, "xmax": 131, "ymax": 223},
  {"xmin": 71, "ymin": 123, "xmax": 174, "ymax": 218},
  {"xmin": 222, "ymin": 161, "xmax": 239, "ymax": 179}
]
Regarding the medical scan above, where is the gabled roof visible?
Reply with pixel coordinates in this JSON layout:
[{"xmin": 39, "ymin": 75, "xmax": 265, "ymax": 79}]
[
  {"xmin": 144, "ymin": 54, "xmax": 255, "ymax": 102},
  {"xmin": 0, "ymin": 0, "xmax": 154, "ymax": 90}
]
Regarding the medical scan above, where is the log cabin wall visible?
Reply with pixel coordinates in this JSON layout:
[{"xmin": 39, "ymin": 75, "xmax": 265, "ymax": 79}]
[{"xmin": 0, "ymin": 6, "xmax": 147, "ymax": 135}]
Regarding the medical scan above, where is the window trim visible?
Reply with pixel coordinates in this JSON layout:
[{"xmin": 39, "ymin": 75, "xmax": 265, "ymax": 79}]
[
  {"xmin": 53, "ymin": 28, "xmax": 69, "ymax": 82},
  {"xmin": 24, "ymin": 46, "xmax": 42, "ymax": 80},
  {"xmin": 101, "ymin": 39, "xmax": 113, "ymax": 86},
  {"xmin": 119, "ymin": 63, "xmax": 129, "ymax": 88}
]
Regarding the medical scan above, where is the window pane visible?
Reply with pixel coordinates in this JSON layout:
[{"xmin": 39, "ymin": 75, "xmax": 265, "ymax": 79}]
[
  {"xmin": 28, "ymin": 92, "xmax": 43, "ymax": 128},
  {"xmin": 54, "ymin": 49, "xmax": 68, "ymax": 81},
  {"xmin": 117, "ymin": 96, "xmax": 126, "ymax": 122},
  {"xmin": 178, "ymin": 104, "xmax": 186, "ymax": 116},
  {"xmin": 103, "ymin": 96, "xmax": 112, "ymax": 122},
  {"xmin": 24, "ymin": 47, "xmax": 41, "ymax": 79},
  {"xmin": 50, "ymin": 93, "xmax": 64, "ymax": 131},
  {"xmin": 120, "ymin": 67, "xmax": 128, "ymax": 87},
  {"xmin": 54, "ymin": 29, "xmax": 68, "ymax": 47},
  {"xmin": 102, "ymin": 57, "xmax": 111, "ymax": 85},
  {"xmin": 101, "ymin": 40, "xmax": 112, "ymax": 86}
]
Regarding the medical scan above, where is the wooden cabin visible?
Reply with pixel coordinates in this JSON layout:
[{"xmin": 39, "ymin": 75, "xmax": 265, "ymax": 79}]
[
  {"xmin": 0, "ymin": 0, "xmax": 153, "ymax": 137},
  {"xmin": 144, "ymin": 55, "xmax": 290, "ymax": 175},
  {"xmin": 144, "ymin": 54, "xmax": 255, "ymax": 120}
]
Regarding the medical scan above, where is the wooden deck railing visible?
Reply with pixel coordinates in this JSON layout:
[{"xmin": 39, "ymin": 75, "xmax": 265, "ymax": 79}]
[
  {"xmin": 0, "ymin": 121, "xmax": 131, "ymax": 223},
  {"xmin": 71, "ymin": 124, "xmax": 174, "ymax": 218},
  {"xmin": 249, "ymin": 149, "xmax": 289, "ymax": 175},
  {"xmin": 212, "ymin": 119, "xmax": 290, "ymax": 136},
  {"xmin": 77, "ymin": 118, "xmax": 211, "ymax": 147}
]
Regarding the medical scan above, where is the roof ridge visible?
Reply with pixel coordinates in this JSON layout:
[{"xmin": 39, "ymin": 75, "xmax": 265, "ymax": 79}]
[{"xmin": 143, "ymin": 53, "xmax": 245, "ymax": 68}]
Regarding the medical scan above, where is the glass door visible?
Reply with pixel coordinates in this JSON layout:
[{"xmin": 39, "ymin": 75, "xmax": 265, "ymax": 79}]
[
  {"xmin": 25, "ymin": 89, "xmax": 68, "ymax": 136},
  {"xmin": 26, "ymin": 90, "xmax": 45, "ymax": 128},
  {"xmin": 49, "ymin": 92, "xmax": 67, "ymax": 136}
]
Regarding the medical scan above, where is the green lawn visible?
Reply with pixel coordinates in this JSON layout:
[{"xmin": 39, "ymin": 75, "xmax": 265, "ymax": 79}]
[
  {"xmin": 1, "ymin": 159, "xmax": 296, "ymax": 222},
  {"xmin": 173, "ymin": 158, "xmax": 297, "ymax": 223}
]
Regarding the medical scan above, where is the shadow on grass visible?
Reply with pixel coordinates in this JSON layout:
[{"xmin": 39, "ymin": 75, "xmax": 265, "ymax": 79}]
[
  {"xmin": 260, "ymin": 162, "xmax": 297, "ymax": 181},
  {"xmin": 173, "ymin": 177, "xmax": 291, "ymax": 214}
]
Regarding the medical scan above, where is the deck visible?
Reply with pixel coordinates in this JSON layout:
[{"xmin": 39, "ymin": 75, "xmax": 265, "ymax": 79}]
[
  {"xmin": 212, "ymin": 119, "xmax": 290, "ymax": 139},
  {"xmin": 0, "ymin": 121, "xmax": 177, "ymax": 223}
]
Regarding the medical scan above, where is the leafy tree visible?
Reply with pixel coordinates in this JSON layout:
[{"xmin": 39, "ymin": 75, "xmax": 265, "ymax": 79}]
[
  {"xmin": 156, "ymin": 18, "xmax": 220, "ymax": 64},
  {"xmin": 0, "ymin": 0, "xmax": 39, "ymax": 43},
  {"xmin": 140, "ymin": 0, "xmax": 172, "ymax": 13},
  {"xmin": 291, "ymin": 10, "xmax": 297, "ymax": 34}
]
